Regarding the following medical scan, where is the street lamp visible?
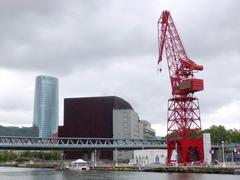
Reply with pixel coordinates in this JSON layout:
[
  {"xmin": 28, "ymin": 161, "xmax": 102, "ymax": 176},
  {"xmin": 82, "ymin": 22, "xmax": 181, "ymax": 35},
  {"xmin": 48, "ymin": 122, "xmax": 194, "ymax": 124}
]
[{"xmin": 221, "ymin": 140, "xmax": 225, "ymax": 167}]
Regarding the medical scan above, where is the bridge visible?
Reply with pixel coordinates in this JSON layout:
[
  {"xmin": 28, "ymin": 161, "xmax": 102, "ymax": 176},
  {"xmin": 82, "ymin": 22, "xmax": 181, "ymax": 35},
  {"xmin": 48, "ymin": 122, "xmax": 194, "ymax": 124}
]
[
  {"xmin": 0, "ymin": 136, "xmax": 239, "ymax": 151},
  {"xmin": 0, "ymin": 136, "xmax": 166, "ymax": 151}
]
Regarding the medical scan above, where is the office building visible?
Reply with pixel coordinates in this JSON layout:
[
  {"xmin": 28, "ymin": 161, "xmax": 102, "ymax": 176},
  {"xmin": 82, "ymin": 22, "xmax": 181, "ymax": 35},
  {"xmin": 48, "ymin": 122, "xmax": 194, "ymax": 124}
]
[
  {"xmin": 33, "ymin": 75, "xmax": 59, "ymax": 138},
  {"xmin": 139, "ymin": 120, "xmax": 156, "ymax": 139},
  {"xmin": 113, "ymin": 109, "xmax": 140, "ymax": 160},
  {"xmin": 113, "ymin": 109, "xmax": 139, "ymax": 139}
]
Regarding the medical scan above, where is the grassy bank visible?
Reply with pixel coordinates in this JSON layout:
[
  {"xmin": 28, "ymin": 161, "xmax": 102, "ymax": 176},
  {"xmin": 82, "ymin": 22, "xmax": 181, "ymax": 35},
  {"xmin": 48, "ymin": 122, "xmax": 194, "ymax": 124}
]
[{"xmin": 0, "ymin": 162, "xmax": 56, "ymax": 169}]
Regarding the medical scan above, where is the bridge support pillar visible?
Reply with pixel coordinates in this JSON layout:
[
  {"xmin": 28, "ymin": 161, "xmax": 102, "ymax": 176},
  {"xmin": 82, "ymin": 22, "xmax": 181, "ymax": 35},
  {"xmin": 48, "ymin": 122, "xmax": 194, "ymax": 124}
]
[
  {"xmin": 94, "ymin": 149, "xmax": 97, "ymax": 167},
  {"xmin": 91, "ymin": 149, "xmax": 97, "ymax": 167},
  {"xmin": 91, "ymin": 151, "xmax": 94, "ymax": 166},
  {"xmin": 115, "ymin": 148, "xmax": 118, "ymax": 167}
]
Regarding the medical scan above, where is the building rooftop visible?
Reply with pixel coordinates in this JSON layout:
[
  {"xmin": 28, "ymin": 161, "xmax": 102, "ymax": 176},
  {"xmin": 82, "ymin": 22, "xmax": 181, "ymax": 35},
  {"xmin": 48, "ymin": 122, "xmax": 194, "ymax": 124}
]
[{"xmin": 65, "ymin": 96, "xmax": 134, "ymax": 111}]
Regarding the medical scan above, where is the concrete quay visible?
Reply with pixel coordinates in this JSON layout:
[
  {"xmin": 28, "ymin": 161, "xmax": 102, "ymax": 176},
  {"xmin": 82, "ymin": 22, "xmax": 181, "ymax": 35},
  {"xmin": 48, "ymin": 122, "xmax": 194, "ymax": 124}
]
[
  {"xmin": 91, "ymin": 162, "xmax": 240, "ymax": 175},
  {"xmin": 143, "ymin": 166, "xmax": 240, "ymax": 175}
]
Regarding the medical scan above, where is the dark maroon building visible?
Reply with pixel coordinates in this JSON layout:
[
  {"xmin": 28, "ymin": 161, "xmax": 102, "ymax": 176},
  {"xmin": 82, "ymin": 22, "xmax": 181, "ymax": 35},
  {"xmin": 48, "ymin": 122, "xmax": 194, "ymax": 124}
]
[{"xmin": 58, "ymin": 96, "xmax": 133, "ymax": 160}]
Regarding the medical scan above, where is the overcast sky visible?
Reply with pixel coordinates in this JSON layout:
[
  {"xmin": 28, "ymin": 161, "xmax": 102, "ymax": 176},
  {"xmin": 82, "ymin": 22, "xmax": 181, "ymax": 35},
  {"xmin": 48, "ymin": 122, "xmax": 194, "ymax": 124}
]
[{"xmin": 0, "ymin": 0, "xmax": 239, "ymax": 136}]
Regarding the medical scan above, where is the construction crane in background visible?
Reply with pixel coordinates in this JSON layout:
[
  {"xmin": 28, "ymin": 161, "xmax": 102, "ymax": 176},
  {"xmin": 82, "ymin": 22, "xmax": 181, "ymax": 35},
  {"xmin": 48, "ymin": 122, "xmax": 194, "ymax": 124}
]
[{"xmin": 157, "ymin": 10, "xmax": 204, "ymax": 164}]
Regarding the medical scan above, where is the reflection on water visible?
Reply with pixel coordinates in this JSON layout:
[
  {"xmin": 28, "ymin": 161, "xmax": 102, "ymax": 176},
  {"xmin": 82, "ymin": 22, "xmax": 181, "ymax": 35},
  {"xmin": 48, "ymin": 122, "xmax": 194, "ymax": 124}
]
[
  {"xmin": 0, "ymin": 167, "xmax": 239, "ymax": 180},
  {"xmin": 167, "ymin": 173, "xmax": 203, "ymax": 180}
]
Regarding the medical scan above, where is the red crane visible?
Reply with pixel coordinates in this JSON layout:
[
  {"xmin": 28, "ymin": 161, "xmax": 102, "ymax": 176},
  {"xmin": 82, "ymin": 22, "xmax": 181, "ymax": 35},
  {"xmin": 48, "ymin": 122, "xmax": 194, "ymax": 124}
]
[{"xmin": 157, "ymin": 11, "xmax": 204, "ymax": 164}]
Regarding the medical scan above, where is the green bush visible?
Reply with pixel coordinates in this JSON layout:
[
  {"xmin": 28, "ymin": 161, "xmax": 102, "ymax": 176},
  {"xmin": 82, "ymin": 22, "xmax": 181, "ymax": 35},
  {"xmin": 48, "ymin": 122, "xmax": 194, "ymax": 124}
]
[{"xmin": 0, "ymin": 151, "xmax": 62, "ymax": 162}]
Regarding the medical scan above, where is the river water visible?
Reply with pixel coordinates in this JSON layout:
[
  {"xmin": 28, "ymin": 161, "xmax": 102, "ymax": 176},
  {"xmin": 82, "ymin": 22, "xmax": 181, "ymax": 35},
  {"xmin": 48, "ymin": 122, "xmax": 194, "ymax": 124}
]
[{"xmin": 0, "ymin": 167, "xmax": 239, "ymax": 180}]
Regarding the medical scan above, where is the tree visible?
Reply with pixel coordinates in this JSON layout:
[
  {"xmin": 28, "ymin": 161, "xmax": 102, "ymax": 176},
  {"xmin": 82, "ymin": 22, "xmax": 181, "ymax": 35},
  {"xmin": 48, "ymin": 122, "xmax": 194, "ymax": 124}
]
[{"xmin": 204, "ymin": 125, "xmax": 240, "ymax": 144}]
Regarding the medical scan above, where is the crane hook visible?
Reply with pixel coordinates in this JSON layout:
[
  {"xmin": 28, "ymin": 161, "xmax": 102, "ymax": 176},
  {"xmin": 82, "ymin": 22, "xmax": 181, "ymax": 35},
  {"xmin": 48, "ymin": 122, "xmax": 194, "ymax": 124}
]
[{"xmin": 157, "ymin": 64, "xmax": 162, "ymax": 73}]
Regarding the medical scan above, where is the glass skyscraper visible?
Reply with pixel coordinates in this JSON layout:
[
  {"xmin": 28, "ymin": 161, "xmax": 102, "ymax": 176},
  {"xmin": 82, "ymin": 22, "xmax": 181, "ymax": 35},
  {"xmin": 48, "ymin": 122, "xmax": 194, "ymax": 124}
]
[{"xmin": 33, "ymin": 75, "xmax": 59, "ymax": 138}]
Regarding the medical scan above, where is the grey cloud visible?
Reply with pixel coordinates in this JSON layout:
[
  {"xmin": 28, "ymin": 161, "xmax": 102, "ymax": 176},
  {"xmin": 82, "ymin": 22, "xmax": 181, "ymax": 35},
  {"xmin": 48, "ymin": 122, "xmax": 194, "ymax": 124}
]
[
  {"xmin": 0, "ymin": 0, "xmax": 62, "ymax": 17},
  {"xmin": 174, "ymin": 0, "xmax": 240, "ymax": 60},
  {"xmin": 0, "ymin": 96, "xmax": 33, "ymax": 112},
  {"xmin": 0, "ymin": 0, "xmax": 157, "ymax": 75},
  {"xmin": 0, "ymin": 0, "xmax": 239, "ymax": 75}
]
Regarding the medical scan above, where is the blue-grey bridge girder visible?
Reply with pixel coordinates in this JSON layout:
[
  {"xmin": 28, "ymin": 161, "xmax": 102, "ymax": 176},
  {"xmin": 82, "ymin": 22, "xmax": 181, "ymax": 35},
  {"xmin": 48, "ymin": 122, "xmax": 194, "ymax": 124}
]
[
  {"xmin": 0, "ymin": 136, "xmax": 239, "ymax": 151},
  {"xmin": 0, "ymin": 136, "xmax": 167, "ymax": 151}
]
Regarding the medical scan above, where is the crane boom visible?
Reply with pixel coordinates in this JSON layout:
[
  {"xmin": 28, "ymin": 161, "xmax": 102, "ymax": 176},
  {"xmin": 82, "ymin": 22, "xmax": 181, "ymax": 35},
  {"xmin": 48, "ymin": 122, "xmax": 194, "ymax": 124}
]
[
  {"xmin": 157, "ymin": 10, "xmax": 204, "ymax": 165},
  {"xmin": 158, "ymin": 11, "xmax": 188, "ymax": 64}
]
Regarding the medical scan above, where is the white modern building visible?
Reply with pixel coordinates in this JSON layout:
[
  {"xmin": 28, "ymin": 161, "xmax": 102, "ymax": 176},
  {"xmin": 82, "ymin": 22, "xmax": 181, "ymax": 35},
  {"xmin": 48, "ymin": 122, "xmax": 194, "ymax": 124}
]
[
  {"xmin": 133, "ymin": 149, "xmax": 167, "ymax": 165},
  {"xmin": 33, "ymin": 75, "xmax": 59, "ymax": 138}
]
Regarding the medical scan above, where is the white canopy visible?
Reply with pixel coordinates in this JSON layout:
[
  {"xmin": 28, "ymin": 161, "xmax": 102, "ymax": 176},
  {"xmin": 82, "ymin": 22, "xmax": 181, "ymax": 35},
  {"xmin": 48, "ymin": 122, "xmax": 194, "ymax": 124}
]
[{"xmin": 72, "ymin": 159, "xmax": 87, "ymax": 163}]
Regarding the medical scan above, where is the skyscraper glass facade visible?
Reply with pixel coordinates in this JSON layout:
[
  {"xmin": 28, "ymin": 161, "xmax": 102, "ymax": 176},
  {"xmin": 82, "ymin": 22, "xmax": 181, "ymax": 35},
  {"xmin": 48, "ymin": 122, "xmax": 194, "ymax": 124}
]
[{"xmin": 33, "ymin": 75, "xmax": 59, "ymax": 138}]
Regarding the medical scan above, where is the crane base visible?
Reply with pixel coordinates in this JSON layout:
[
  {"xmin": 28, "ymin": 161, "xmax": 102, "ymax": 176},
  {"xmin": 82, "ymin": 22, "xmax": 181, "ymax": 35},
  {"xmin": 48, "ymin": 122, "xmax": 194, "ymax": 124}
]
[{"xmin": 167, "ymin": 137, "xmax": 204, "ymax": 165}]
